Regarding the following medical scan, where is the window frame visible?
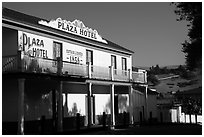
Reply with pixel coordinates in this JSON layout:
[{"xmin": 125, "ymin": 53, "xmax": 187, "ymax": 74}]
[
  {"xmin": 111, "ymin": 55, "xmax": 117, "ymax": 69},
  {"xmin": 53, "ymin": 41, "xmax": 62, "ymax": 67},
  {"xmin": 86, "ymin": 49, "xmax": 93, "ymax": 65},
  {"xmin": 122, "ymin": 57, "xmax": 127, "ymax": 71}
]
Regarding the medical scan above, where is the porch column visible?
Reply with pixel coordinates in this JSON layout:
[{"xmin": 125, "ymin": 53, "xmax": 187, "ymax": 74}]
[
  {"xmin": 128, "ymin": 69, "xmax": 132, "ymax": 81},
  {"xmin": 144, "ymin": 85, "xmax": 148, "ymax": 121},
  {"xmin": 87, "ymin": 83, "xmax": 93, "ymax": 127},
  {"xmin": 110, "ymin": 84, "xmax": 115, "ymax": 128},
  {"xmin": 57, "ymin": 81, "xmax": 63, "ymax": 132},
  {"xmin": 63, "ymin": 93, "xmax": 69, "ymax": 117},
  {"xmin": 88, "ymin": 62, "xmax": 92, "ymax": 78},
  {"xmin": 57, "ymin": 57, "xmax": 62, "ymax": 75},
  {"xmin": 110, "ymin": 66, "xmax": 114, "ymax": 80},
  {"xmin": 128, "ymin": 86, "xmax": 134, "ymax": 125},
  {"xmin": 17, "ymin": 78, "xmax": 25, "ymax": 135}
]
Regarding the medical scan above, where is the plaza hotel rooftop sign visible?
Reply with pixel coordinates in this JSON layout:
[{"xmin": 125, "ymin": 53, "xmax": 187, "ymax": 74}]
[{"xmin": 38, "ymin": 18, "xmax": 107, "ymax": 44}]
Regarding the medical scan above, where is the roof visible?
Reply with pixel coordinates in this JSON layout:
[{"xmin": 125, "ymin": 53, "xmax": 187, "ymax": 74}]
[
  {"xmin": 2, "ymin": 7, "xmax": 134, "ymax": 55},
  {"xmin": 176, "ymin": 87, "xmax": 202, "ymax": 95},
  {"xmin": 133, "ymin": 86, "xmax": 159, "ymax": 95}
]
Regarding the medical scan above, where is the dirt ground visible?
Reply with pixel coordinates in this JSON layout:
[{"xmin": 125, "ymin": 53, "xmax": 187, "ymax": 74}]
[{"xmin": 80, "ymin": 123, "xmax": 202, "ymax": 135}]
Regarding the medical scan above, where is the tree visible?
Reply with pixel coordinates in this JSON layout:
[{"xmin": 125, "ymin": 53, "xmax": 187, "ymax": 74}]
[
  {"xmin": 147, "ymin": 73, "xmax": 160, "ymax": 86},
  {"xmin": 173, "ymin": 2, "xmax": 202, "ymax": 71},
  {"xmin": 149, "ymin": 64, "xmax": 161, "ymax": 75}
]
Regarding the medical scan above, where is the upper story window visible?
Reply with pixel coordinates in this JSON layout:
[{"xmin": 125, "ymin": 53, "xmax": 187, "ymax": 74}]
[
  {"xmin": 122, "ymin": 57, "xmax": 127, "ymax": 76},
  {"xmin": 111, "ymin": 55, "xmax": 117, "ymax": 69},
  {"xmin": 53, "ymin": 41, "xmax": 62, "ymax": 67},
  {"xmin": 53, "ymin": 42, "xmax": 62, "ymax": 59},
  {"xmin": 122, "ymin": 57, "xmax": 127, "ymax": 71},
  {"xmin": 86, "ymin": 49, "xmax": 93, "ymax": 65}
]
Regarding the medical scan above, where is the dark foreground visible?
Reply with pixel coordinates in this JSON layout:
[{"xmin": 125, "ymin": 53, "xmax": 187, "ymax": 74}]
[
  {"xmin": 62, "ymin": 123, "xmax": 202, "ymax": 135},
  {"xmin": 3, "ymin": 123, "xmax": 202, "ymax": 135}
]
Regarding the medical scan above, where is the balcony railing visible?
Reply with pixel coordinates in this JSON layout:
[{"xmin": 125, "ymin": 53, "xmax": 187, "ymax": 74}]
[
  {"xmin": 113, "ymin": 69, "xmax": 129, "ymax": 82},
  {"xmin": 2, "ymin": 55, "xmax": 18, "ymax": 72},
  {"xmin": 132, "ymin": 71, "xmax": 147, "ymax": 83},
  {"xmin": 62, "ymin": 61, "xmax": 87, "ymax": 77},
  {"xmin": 2, "ymin": 54, "xmax": 146, "ymax": 83},
  {"xmin": 92, "ymin": 65, "xmax": 110, "ymax": 80}
]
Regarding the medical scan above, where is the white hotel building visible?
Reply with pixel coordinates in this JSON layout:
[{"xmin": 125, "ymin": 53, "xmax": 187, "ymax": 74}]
[{"xmin": 2, "ymin": 8, "xmax": 149, "ymax": 134}]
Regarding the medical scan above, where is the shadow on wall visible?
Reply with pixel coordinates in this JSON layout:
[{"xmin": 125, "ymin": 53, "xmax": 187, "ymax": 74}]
[
  {"xmin": 24, "ymin": 91, "xmax": 53, "ymax": 121},
  {"xmin": 25, "ymin": 91, "xmax": 82, "ymax": 120}
]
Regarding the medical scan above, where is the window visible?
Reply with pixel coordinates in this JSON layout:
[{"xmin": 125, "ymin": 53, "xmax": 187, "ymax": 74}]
[
  {"xmin": 122, "ymin": 57, "xmax": 127, "ymax": 75},
  {"xmin": 86, "ymin": 50, "xmax": 93, "ymax": 65},
  {"xmin": 53, "ymin": 42, "xmax": 62, "ymax": 67},
  {"xmin": 53, "ymin": 42, "xmax": 62, "ymax": 58},
  {"xmin": 122, "ymin": 57, "xmax": 127, "ymax": 71},
  {"xmin": 111, "ymin": 55, "xmax": 117, "ymax": 74},
  {"xmin": 111, "ymin": 55, "xmax": 117, "ymax": 69}
]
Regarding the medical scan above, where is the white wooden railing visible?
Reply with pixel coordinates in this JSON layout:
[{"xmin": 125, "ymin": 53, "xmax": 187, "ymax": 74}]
[{"xmin": 2, "ymin": 54, "xmax": 146, "ymax": 83}]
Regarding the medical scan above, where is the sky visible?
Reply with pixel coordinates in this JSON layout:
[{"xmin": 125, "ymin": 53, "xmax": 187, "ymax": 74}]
[{"xmin": 2, "ymin": 2, "xmax": 189, "ymax": 67}]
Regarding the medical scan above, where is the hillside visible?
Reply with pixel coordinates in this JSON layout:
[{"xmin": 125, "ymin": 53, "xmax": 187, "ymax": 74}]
[{"xmin": 149, "ymin": 73, "xmax": 202, "ymax": 94}]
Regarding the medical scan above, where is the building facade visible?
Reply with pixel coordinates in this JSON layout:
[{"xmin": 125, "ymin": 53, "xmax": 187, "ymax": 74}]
[{"xmin": 2, "ymin": 8, "xmax": 147, "ymax": 134}]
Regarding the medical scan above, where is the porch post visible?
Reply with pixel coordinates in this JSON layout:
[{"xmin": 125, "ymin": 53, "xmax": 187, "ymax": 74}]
[
  {"xmin": 88, "ymin": 62, "xmax": 92, "ymax": 78},
  {"xmin": 143, "ymin": 71, "xmax": 147, "ymax": 83},
  {"xmin": 63, "ymin": 93, "xmax": 69, "ymax": 117},
  {"xmin": 87, "ymin": 83, "xmax": 93, "ymax": 127},
  {"xmin": 109, "ymin": 66, "xmax": 114, "ymax": 80},
  {"xmin": 17, "ymin": 78, "xmax": 25, "ymax": 135},
  {"xmin": 17, "ymin": 51, "xmax": 25, "ymax": 72},
  {"xmin": 128, "ymin": 69, "xmax": 132, "ymax": 81},
  {"xmin": 57, "ymin": 81, "xmax": 63, "ymax": 132},
  {"xmin": 144, "ymin": 85, "xmax": 148, "ymax": 121},
  {"xmin": 57, "ymin": 57, "xmax": 62, "ymax": 75},
  {"xmin": 128, "ymin": 85, "xmax": 134, "ymax": 125},
  {"xmin": 110, "ymin": 84, "xmax": 115, "ymax": 128}
]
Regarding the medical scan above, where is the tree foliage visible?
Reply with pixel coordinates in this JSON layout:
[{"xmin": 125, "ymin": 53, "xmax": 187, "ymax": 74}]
[
  {"xmin": 173, "ymin": 2, "xmax": 202, "ymax": 71},
  {"xmin": 147, "ymin": 73, "xmax": 160, "ymax": 86},
  {"xmin": 182, "ymin": 97, "xmax": 202, "ymax": 115}
]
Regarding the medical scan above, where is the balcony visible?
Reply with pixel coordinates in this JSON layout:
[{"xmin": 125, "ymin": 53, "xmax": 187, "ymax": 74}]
[{"xmin": 2, "ymin": 54, "xmax": 147, "ymax": 83}]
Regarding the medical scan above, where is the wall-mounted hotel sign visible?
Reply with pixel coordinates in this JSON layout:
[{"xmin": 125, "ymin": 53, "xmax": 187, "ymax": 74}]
[
  {"xmin": 18, "ymin": 31, "xmax": 53, "ymax": 59},
  {"xmin": 66, "ymin": 49, "xmax": 83, "ymax": 64},
  {"xmin": 38, "ymin": 18, "xmax": 107, "ymax": 44}
]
